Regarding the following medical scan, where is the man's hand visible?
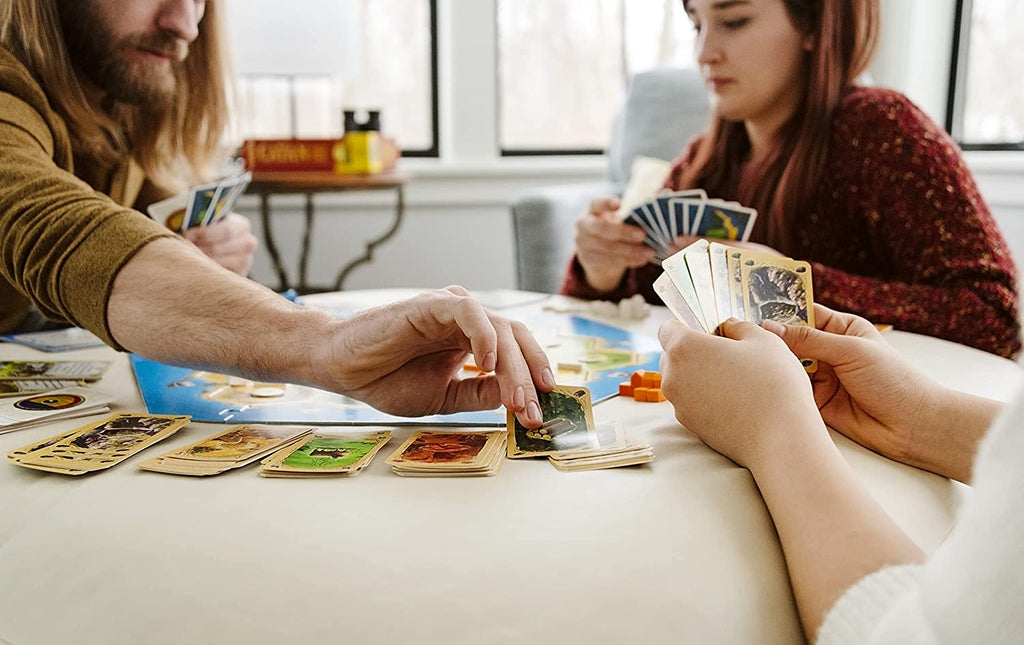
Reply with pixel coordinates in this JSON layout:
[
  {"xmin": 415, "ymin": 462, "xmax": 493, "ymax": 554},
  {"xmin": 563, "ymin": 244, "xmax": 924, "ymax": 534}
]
[
  {"xmin": 313, "ymin": 286, "xmax": 556, "ymax": 428},
  {"xmin": 183, "ymin": 213, "xmax": 258, "ymax": 276},
  {"xmin": 575, "ymin": 196, "xmax": 656, "ymax": 293}
]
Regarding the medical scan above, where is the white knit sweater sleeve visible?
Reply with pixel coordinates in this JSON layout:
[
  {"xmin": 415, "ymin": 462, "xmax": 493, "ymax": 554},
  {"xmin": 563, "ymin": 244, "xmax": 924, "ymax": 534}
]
[{"xmin": 816, "ymin": 383, "xmax": 1024, "ymax": 645}]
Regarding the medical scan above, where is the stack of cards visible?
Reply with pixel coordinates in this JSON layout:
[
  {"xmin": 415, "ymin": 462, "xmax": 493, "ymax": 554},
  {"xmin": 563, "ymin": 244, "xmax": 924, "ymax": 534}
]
[
  {"xmin": 0, "ymin": 360, "xmax": 110, "ymax": 381},
  {"xmin": 0, "ymin": 387, "xmax": 113, "ymax": 434},
  {"xmin": 654, "ymin": 240, "xmax": 817, "ymax": 370},
  {"xmin": 7, "ymin": 413, "xmax": 190, "ymax": 475},
  {"xmin": 260, "ymin": 431, "xmax": 392, "ymax": 478},
  {"xmin": 147, "ymin": 171, "xmax": 252, "ymax": 233},
  {"xmin": 0, "ymin": 327, "xmax": 105, "ymax": 352},
  {"xmin": 137, "ymin": 424, "xmax": 314, "ymax": 477},
  {"xmin": 547, "ymin": 421, "xmax": 654, "ymax": 472},
  {"xmin": 615, "ymin": 156, "xmax": 758, "ymax": 261},
  {"xmin": 385, "ymin": 430, "xmax": 506, "ymax": 477}
]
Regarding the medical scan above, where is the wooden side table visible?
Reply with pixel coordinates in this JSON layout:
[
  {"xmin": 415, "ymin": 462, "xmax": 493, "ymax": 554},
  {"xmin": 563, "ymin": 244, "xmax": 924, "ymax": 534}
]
[{"xmin": 245, "ymin": 170, "xmax": 412, "ymax": 293}]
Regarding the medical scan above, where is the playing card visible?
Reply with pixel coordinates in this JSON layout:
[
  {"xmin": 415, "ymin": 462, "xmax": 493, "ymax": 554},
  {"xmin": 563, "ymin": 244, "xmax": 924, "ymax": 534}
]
[
  {"xmin": 148, "ymin": 193, "xmax": 189, "ymax": 232},
  {"xmin": 654, "ymin": 273, "xmax": 704, "ymax": 331},
  {"xmin": 0, "ymin": 327, "xmax": 105, "ymax": 352},
  {"xmin": 668, "ymin": 199, "xmax": 690, "ymax": 238},
  {"xmin": 0, "ymin": 360, "xmax": 110, "ymax": 381},
  {"xmin": 662, "ymin": 246, "xmax": 710, "ymax": 333},
  {"xmin": 739, "ymin": 251, "xmax": 817, "ymax": 371},
  {"xmin": 182, "ymin": 181, "xmax": 219, "ymax": 231},
  {"xmin": 0, "ymin": 387, "xmax": 114, "ymax": 434},
  {"xmin": 506, "ymin": 385, "xmax": 597, "ymax": 458},
  {"xmin": 615, "ymin": 156, "xmax": 672, "ymax": 219},
  {"xmin": 693, "ymin": 200, "xmax": 758, "ymax": 241},
  {"xmin": 624, "ymin": 206, "xmax": 668, "ymax": 254},
  {"xmin": 261, "ymin": 431, "xmax": 392, "ymax": 477},
  {"xmin": 708, "ymin": 243, "xmax": 735, "ymax": 326},
  {"xmin": 138, "ymin": 424, "xmax": 314, "ymax": 476},
  {"xmin": 208, "ymin": 172, "xmax": 252, "ymax": 225},
  {"xmin": 0, "ymin": 380, "xmax": 84, "ymax": 398},
  {"xmin": 727, "ymin": 249, "xmax": 746, "ymax": 322},
  {"xmin": 683, "ymin": 240, "xmax": 721, "ymax": 331},
  {"xmin": 386, "ymin": 430, "xmax": 505, "ymax": 475},
  {"xmin": 11, "ymin": 413, "xmax": 190, "ymax": 474}
]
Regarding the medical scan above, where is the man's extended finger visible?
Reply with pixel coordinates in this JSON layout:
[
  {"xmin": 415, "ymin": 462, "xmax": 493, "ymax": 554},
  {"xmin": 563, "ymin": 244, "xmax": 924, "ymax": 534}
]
[
  {"xmin": 491, "ymin": 319, "xmax": 543, "ymax": 427},
  {"xmin": 449, "ymin": 297, "xmax": 499, "ymax": 372},
  {"xmin": 509, "ymin": 319, "xmax": 555, "ymax": 392}
]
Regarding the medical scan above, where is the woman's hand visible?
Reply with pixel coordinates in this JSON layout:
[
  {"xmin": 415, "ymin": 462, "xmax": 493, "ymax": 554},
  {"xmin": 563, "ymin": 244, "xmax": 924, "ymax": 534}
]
[
  {"xmin": 575, "ymin": 196, "xmax": 657, "ymax": 293},
  {"xmin": 658, "ymin": 317, "xmax": 825, "ymax": 471}
]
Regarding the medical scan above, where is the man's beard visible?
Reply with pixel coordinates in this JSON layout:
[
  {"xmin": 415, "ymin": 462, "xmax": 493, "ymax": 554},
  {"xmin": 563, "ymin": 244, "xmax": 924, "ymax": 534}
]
[{"xmin": 59, "ymin": 2, "xmax": 188, "ymax": 106}]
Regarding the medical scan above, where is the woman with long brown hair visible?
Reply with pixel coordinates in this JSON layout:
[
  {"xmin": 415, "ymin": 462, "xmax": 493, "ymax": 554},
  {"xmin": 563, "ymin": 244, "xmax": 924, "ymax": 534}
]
[{"xmin": 562, "ymin": 0, "xmax": 1020, "ymax": 358}]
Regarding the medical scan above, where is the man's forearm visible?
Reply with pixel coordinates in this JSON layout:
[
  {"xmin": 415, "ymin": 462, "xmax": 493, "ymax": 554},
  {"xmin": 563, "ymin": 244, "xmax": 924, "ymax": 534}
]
[{"xmin": 108, "ymin": 238, "xmax": 337, "ymax": 387}]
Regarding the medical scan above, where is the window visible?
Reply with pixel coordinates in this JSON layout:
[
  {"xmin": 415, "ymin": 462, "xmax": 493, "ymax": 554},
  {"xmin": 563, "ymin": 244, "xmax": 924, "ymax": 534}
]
[
  {"xmin": 947, "ymin": 0, "xmax": 1024, "ymax": 150},
  {"xmin": 228, "ymin": 0, "xmax": 438, "ymax": 156},
  {"xmin": 497, "ymin": 0, "xmax": 696, "ymax": 155}
]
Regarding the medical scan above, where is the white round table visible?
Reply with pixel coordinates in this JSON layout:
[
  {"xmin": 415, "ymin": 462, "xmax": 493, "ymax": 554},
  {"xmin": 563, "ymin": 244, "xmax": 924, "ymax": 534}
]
[{"xmin": 0, "ymin": 290, "xmax": 1018, "ymax": 645}]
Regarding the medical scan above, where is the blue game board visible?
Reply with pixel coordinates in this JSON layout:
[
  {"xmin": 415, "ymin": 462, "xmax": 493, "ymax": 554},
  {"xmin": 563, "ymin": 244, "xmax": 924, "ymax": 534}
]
[{"xmin": 130, "ymin": 315, "xmax": 662, "ymax": 426}]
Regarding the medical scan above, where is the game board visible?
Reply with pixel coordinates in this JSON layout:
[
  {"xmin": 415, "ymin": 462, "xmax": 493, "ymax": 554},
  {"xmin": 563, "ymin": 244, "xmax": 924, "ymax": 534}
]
[{"xmin": 130, "ymin": 315, "xmax": 662, "ymax": 426}]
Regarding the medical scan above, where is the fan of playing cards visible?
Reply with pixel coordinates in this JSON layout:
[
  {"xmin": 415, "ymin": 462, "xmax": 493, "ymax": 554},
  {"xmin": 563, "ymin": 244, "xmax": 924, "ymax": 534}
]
[
  {"xmin": 616, "ymin": 157, "xmax": 757, "ymax": 261},
  {"xmin": 147, "ymin": 171, "xmax": 252, "ymax": 233},
  {"xmin": 655, "ymin": 240, "xmax": 817, "ymax": 371}
]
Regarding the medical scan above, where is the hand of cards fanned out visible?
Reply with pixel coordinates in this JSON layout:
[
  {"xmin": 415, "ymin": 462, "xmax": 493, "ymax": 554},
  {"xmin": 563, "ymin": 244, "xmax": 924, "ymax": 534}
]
[
  {"xmin": 7, "ymin": 413, "xmax": 190, "ymax": 475},
  {"xmin": 136, "ymin": 424, "xmax": 313, "ymax": 476},
  {"xmin": 506, "ymin": 385, "xmax": 653, "ymax": 471},
  {"xmin": 655, "ymin": 240, "xmax": 818, "ymax": 372},
  {"xmin": 615, "ymin": 156, "xmax": 757, "ymax": 262},
  {"xmin": 385, "ymin": 430, "xmax": 506, "ymax": 477},
  {"xmin": 147, "ymin": 171, "xmax": 252, "ymax": 233}
]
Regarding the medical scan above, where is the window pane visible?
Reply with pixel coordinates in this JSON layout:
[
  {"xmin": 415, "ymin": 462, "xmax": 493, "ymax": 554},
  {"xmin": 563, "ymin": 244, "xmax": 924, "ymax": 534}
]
[
  {"xmin": 498, "ymin": 0, "xmax": 695, "ymax": 153},
  {"xmin": 960, "ymin": 0, "xmax": 1024, "ymax": 145},
  {"xmin": 229, "ymin": 0, "xmax": 436, "ymax": 154}
]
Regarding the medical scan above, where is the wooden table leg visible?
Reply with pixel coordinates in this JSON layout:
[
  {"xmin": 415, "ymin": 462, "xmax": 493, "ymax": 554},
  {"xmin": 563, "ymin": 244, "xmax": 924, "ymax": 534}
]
[
  {"xmin": 259, "ymin": 192, "xmax": 291, "ymax": 292},
  {"xmin": 333, "ymin": 186, "xmax": 406, "ymax": 291}
]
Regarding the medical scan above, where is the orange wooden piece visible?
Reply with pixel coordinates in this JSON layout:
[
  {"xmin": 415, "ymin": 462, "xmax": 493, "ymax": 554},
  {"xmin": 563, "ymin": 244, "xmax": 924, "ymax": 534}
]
[
  {"xmin": 618, "ymin": 382, "xmax": 634, "ymax": 397},
  {"xmin": 644, "ymin": 388, "xmax": 666, "ymax": 402},
  {"xmin": 640, "ymin": 372, "xmax": 662, "ymax": 388},
  {"xmin": 630, "ymin": 371, "xmax": 645, "ymax": 388}
]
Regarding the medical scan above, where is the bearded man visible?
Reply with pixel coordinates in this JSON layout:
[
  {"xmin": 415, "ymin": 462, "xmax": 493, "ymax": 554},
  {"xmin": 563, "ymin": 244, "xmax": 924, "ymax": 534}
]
[{"xmin": 0, "ymin": 1, "xmax": 552, "ymax": 428}]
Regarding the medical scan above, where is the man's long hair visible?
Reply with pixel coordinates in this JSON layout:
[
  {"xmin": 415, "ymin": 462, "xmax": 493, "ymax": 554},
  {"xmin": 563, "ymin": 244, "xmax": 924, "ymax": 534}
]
[
  {"xmin": 0, "ymin": 0, "xmax": 230, "ymax": 189},
  {"xmin": 679, "ymin": 0, "xmax": 879, "ymax": 252}
]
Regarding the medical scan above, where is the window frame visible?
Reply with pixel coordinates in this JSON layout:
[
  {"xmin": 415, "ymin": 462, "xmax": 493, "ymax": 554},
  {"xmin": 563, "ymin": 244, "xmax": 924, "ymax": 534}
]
[
  {"xmin": 399, "ymin": 0, "xmax": 441, "ymax": 158},
  {"xmin": 945, "ymin": 0, "xmax": 1024, "ymax": 151}
]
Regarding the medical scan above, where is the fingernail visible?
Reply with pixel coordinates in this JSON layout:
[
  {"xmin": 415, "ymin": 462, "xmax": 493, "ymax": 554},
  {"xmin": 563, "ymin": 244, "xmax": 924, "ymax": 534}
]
[
  {"xmin": 481, "ymin": 352, "xmax": 496, "ymax": 372},
  {"xmin": 527, "ymin": 401, "xmax": 542, "ymax": 425},
  {"xmin": 513, "ymin": 385, "xmax": 525, "ymax": 410},
  {"xmin": 541, "ymin": 367, "xmax": 555, "ymax": 388}
]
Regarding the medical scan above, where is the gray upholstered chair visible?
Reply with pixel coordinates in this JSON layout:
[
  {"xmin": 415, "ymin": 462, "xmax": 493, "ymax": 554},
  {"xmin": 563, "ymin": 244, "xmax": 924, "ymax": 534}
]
[{"xmin": 511, "ymin": 67, "xmax": 710, "ymax": 293}]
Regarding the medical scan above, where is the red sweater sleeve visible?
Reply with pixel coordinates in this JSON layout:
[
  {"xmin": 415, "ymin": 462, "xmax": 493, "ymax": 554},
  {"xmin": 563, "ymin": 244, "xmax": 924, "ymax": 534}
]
[{"xmin": 813, "ymin": 91, "xmax": 1020, "ymax": 358}]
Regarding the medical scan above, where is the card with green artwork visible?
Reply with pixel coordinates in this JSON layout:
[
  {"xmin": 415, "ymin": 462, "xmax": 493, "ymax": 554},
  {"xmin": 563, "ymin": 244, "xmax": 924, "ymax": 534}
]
[
  {"xmin": 260, "ymin": 431, "xmax": 392, "ymax": 477},
  {"xmin": 506, "ymin": 385, "xmax": 597, "ymax": 458}
]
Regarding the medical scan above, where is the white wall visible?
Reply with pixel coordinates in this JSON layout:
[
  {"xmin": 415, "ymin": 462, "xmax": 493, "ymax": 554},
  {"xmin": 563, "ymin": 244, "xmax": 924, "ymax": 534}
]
[{"xmin": 242, "ymin": 0, "xmax": 1024, "ymax": 293}]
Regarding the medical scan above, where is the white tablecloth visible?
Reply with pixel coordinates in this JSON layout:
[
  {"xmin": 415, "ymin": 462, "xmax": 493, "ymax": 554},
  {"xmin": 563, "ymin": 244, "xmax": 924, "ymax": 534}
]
[{"xmin": 1, "ymin": 290, "xmax": 1019, "ymax": 645}]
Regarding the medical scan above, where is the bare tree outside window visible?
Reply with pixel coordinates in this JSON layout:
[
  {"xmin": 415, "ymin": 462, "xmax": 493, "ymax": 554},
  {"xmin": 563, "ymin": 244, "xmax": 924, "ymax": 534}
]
[{"xmin": 498, "ymin": 0, "xmax": 696, "ymax": 153}]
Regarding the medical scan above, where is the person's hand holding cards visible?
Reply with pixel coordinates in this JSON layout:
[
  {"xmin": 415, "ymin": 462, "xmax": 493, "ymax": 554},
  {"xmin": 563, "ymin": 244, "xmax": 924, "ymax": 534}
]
[
  {"xmin": 147, "ymin": 171, "xmax": 256, "ymax": 275},
  {"xmin": 311, "ymin": 286, "xmax": 555, "ymax": 428}
]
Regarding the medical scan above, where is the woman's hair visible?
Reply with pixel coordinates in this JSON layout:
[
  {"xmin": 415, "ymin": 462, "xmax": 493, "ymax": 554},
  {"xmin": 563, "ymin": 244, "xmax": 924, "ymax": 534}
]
[
  {"xmin": 0, "ymin": 0, "xmax": 231, "ymax": 190},
  {"xmin": 679, "ymin": 0, "xmax": 879, "ymax": 250}
]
